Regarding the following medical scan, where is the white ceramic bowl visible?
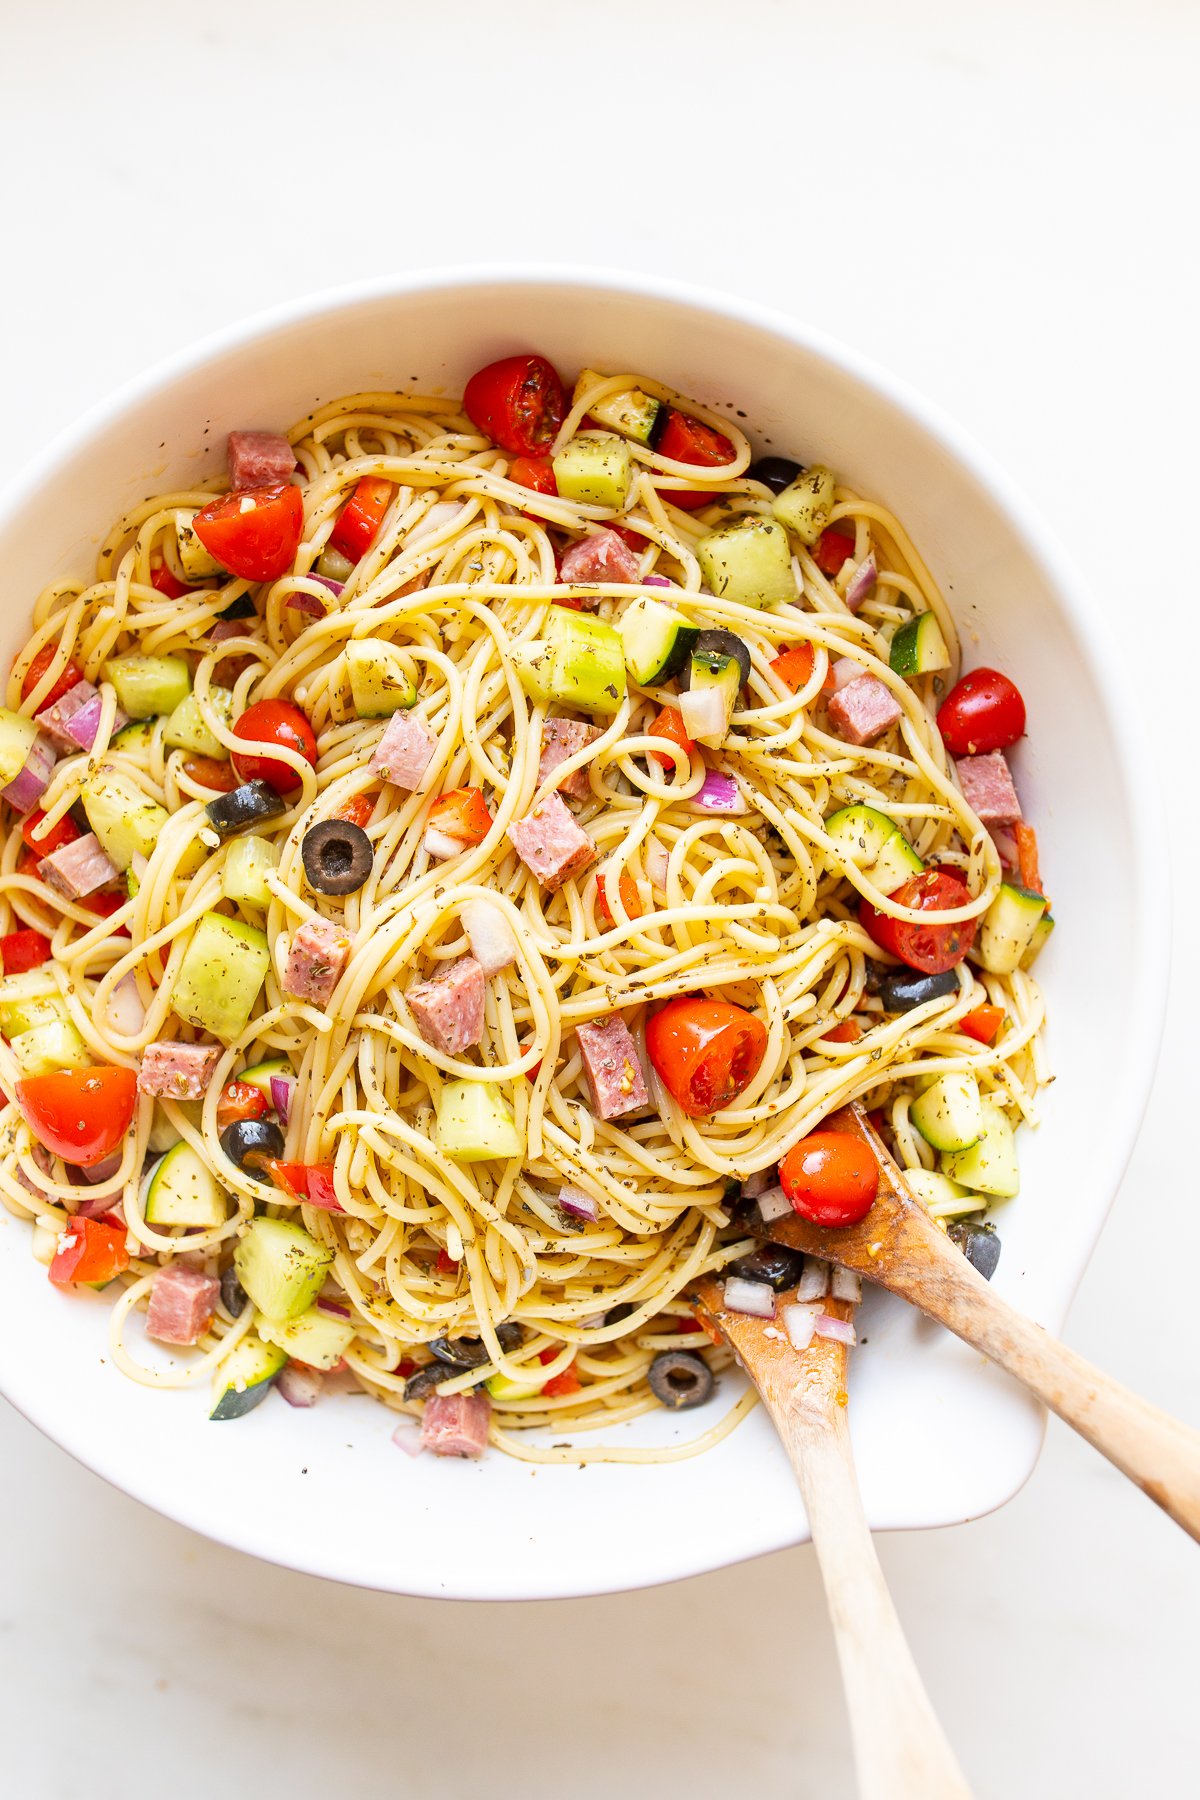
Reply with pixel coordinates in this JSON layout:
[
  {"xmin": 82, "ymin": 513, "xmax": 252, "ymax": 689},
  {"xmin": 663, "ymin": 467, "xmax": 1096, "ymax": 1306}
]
[{"xmin": 0, "ymin": 269, "xmax": 1167, "ymax": 1598}]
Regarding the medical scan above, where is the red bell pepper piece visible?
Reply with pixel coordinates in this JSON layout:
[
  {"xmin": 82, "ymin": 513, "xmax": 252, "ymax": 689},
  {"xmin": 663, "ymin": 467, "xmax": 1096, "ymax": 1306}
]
[
  {"xmin": 21, "ymin": 810, "xmax": 81, "ymax": 856},
  {"xmin": 0, "ymin": 927, "xmax": 53, "ymax": 974},
  {"xmin": 427, "ymin": 786, "xmax": 493, "ymax": 848},
  {"xmin": 267, "ymin": 1160, "xmax": 343, "ymax": 1212},
  {"xmin": 150, "ymin": 561, "xmax": 193, "ymax": 599},
  {"xmin": 596, "ymin": 869, "xmax": 643, "ymax": 927},
  {"xmin": 329, "ymin": 477, "xmax": 396, "ymax": 563},
  {"xmin": 960, "ymin": 1004, "xmax": 1005, "ymax": 1046},
  {"xmin": 812, "ymin": 528, "xmax": 855, "ymax": 577},
  {"xmin": 20, "ymin": 642, "xmax": 85, "ymax": 710},
  {"xmin": 646, "ymin": 705, "xmax": 694, "ymax": 768}
]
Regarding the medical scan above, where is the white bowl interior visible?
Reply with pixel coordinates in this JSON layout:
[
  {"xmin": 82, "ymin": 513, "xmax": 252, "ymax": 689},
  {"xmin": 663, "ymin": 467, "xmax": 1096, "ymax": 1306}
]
[{"xmin": 0, "ymin": 272, "xmax": 1165, "ymax": 1598}]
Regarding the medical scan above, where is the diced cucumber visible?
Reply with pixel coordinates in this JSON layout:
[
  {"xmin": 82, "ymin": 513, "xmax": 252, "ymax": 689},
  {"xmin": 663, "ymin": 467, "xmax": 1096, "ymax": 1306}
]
[
  {"xmin": 172, "ymin": 912, "xmax": 270, "ymax": 1042},
  {"xmin": 238, "ymin": 1056, "xmax": 295, "ymax": 1101},
  {"xmin": 910, "ymin": 1072, "xmax": 983, "ymax": 1153},
  {"xmin": 617, "ymin": 595, "xmax": 699, "ymax": 686},
  {"xmin": 824, "ymin": 803, "xmax": 924, "ymax": 895},
  {"xmin": 0, "ymin": 969, "xmax": 63, "ymax": 1039},
  {"xmin": 0, "ymin": 709, "xmax": 42, "ymax": 786},
  {"xmin": 552, "ymin": 435, "xmax": 633, "ymax": 510},
  {"xmin": 176, "ymin": 510, "xmax": 225, "ymax": 582},
  {"xmin": 1022, "ymin": 912, "xmax": 1055, "ymax": 969},
  {"xmin": 889, "ymin": 612, "xmax": 950, "ymax": 677},
  {"xmin": 976, "ymin": 882, "xmax": 1048, "ymax": 976},
  {"xmin": 10, "ymin": 1017, "xmax": 91, "ymax": 1076},
  {"xmin": 104, "ymin": 655, "xmax": 192, "ymax": 720},
  {"xmin": 346, "ymin": 638, "xmax": 419, "ymax": 717},
  {"xmin": 436, "ymin": 1080, "xmax": 522, "ymax": 1162},
  {"xmin": 112, "ymin": 718, "xmax": 155, "ymax": 753},
  {"xmin": 902, "ymin": 1169, "xmax": 982, "ymax": 1220},
  {"xmin": 678, "ymin": 650, "xmax": 740, "ymax": 748},
  {"xmin": 317, "ymin": 545, "xmax": 355, "ymax": 583},
  {"xmin": 163, "ymin": 688, "xmax": 235, "ymax": 757},
  {"xmin": 941, "ymin": 1100, "xmax": 1019, "ymax": 1198},
  {"xmin": 772, "ymin": 465, "xmax": 836, "ymax": 545},
  {"xmin": 142, "ymin": 1140, "xmax": 228, "ymax": 1227},
  {"xmin": 697, "ymin": 517, "xmax": 796, "ymax": 608},
  {"xmin": 209, "ymin": 1332, "xmax": 287, "ymax": 1420},
  {"xmin": 511, "ymin": 607, "xmax": 626, "ymax": 715},
  {"xmin": 486, "ymin": 1371, "xmax": 544, "ymax": 1401},
  {"xmin": 259, "ymin": 1305, "xmax": 354, "ymax": 1370},
  {"xmin": 81, "ymin": 765, "xmax": 170, "ymax": 871},
  {"xmin": 572, "ymin": 370, "xmax": 661, "ymax": 445},
  {"xmin": 221, "ymin": 834, "xmax": 280, "ymax": 908},
  {"xmin": 233, "ymin": 1218, "xmax": 333, "ymax": 1322},
  {"xmin": 147, "ymin": 1104, "xmax": 184, "ymax": 1154}
]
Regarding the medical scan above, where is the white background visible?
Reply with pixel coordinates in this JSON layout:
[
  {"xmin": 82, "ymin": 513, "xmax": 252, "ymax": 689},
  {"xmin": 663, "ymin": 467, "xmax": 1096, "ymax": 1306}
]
[{"xmin": 2, "ymin": 2, "xmax": 1198, "ymax": 1795}]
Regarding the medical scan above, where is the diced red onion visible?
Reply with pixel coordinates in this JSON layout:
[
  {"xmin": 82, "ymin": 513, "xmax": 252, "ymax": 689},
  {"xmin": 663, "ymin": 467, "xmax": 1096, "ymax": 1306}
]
[
  {"xmin": 78, "ymin": 1151, "xmax": 123, "ymax": 1186},
  {"xmin": 392, "ymin": 1416, "xmax": 425, "ymax": 1457},
  {"xmin": 316, "ymin": 1295, "xmax": 352, "ymax": 1319},
  {"xmin": 269, "ymin": 1075, "xmax": 293, "ymax": 1123},
  {"xmin": 423, "ymin": 826, "xmax": 466, "ymax": 861},
  {"xmin": 577, "ymin": 1311, "xmax": 607, "ymax": 1330},
  {"xmin": 830, "ymin": 656, "xmax": 866, "ymax": 692},
  {"xmin": 693, "ymin": 768, "xmax": 748, "ymax": 814},
  {"xmin": 815, "ymin": 1313, "xmax": 856, "ymax": 1346},
  {"xmin": 756, "ymin": 1185, "xmax": 791, "ymax": 1223},
  {"xmin": 723, "ymin": 1275, "xmax": 776, "ymax": 1318},
  {"xmin": 741, "ymin": 1168, "xmax": 776, "ymax": 1199},
  {"xmin": 460, "ymin": 897, "xmax": 516, "ymax": 976},
  {"xmin": 782, "ymin": 1302, "xmax": 822, "ymax": 1352},
  {"xmin": 408, "ymin": 500, "xmax": 467, "ymax": 546},
  {"xmin": 62, "ymin": 694, "xmax": 104, "ymax": 750},
  {"xmin": 644, "ymin": 840, "xmax": 670, "ymax": 889},
  {"xmin": 75, "ymin": 1189, "xmax": 125, "ymax": 1219},
  {"xmin": 844, "ymin": 554, "xmax": 878, "ymax": 613},
  {"xmin": 989, "ymin": 825, "xmax": 1019, "ymax": 874},
  {"xmin": 286, "ymin": 592, "xmax": 327, "ymax": 619},
  {"xmin": 678, "ymin": 684, "xmax": 728, "ymax": 744},
  {"xmin": 558, "ymin": 1184, "xmax": 599, "ymax": 1222},
  {"xmin": 796, "ymin": 1257, "xmax": 830, "ymax": 1301},
  {"xmin": 278, "ymin": 1363, "xmax": 324, "ymax": 1407},
  {"xmin": 831, "ymin": 1266, "xmax": 862, "ymax": 1303},
  {"xmin": 106, "ymin": 972, "xmax": 146, "ymax": 1036},
  {"xmin": 643, "ymin": 574, "xmax": 674, "ymax": 588},
  {"xmin": 311, "ymin": 576, "xmax": 344, "ymax": 598},
  {"xmin": 2, "ymin": 736, "xmax": 57, "ymax": 813}
]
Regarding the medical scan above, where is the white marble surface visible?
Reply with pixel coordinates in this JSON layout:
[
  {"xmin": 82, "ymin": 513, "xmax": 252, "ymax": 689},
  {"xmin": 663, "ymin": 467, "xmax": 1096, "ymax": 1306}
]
[{"xmin": 2, "ymin": 2, "xmax": 1198, "ymax": 1793}]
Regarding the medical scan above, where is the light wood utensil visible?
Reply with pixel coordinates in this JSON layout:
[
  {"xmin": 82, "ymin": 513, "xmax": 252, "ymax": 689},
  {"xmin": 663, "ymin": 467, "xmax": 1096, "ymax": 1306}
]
[
  {"xmin": 692, "ymin": 1274, "xmax": 972, "ymax": 1800},
  {"xmin": 754, "ymin": 1102, "xmax": 1200, "ymax": 1543}
]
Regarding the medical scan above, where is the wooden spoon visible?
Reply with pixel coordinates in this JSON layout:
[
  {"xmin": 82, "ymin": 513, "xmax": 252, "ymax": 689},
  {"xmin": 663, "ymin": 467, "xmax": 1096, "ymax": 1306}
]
[
  {"xmin": 753, "ymin": 1102, "xmax": 1200, "ymax": 1542},
  {"xmin": 692, "ymin": 1274, "xmax": 972, "ymax": 1799}
]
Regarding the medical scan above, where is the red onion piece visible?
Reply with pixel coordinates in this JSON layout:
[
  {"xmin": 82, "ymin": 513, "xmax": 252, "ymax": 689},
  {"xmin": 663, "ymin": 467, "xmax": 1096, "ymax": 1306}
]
[
  {"xmin": 678, "ymin": 683, "xmax": 728, "ymax": 745},
  {"xmin": 2, "ymin": 736, "xmax": 57, "ymax": 813},
  {"xmin": 782, "ymin": 1302, "xmax": 821, "ymax": 1352},
  {"xmin": 316, "ymin": 1296, "xmax": 352, "ymax": 1320},
  {"xmin": 844, "ymin": 554, "xmax": 878, "ymax": 613},
  {"xmin": 392, "ymin": 1417, "xmax": 425, "ymax": 1457},
  {"xmin": 63, "ymin": 694, "xmax": 122, "ymax": 751},
  {"xmin": 106, "ymin": 972, "xmax": 146, "ymax": 1036},
  {"xmin": 831, "ymin": 1267, "xmax": 862, "ymax": 1303},
  {"xmin": 285, "ymin": 592, "xmax": 327, "ymax": 619},
  {"xmin": 829, "ymin": 656, "xmax": 865, "ymax": 692},
  {"xmin": 558, "ymin": 1184, "xmax": 598, "ymax": 1222},
  {"xmin": 796, "ymin": 1257, "xmax": 830, "ymax": 1301},
  {"xmin": 75, "ymin": 1189, "xmax": 125, "ymax": 1219},
  {"xmin": 643, "ymin": 574, "xmax": 674, "ymax": 588},
  {"xmin": 269, "ymin": 1075, "xmax": 293, "ymax": 1123},
  {"xmin": 693, "ymin": 768, "xmax": 748, "ymax": 814},
  {"xmin": 723, "ymin": 1275, "xmax": 776, "ymax": 1318},
  {"xmin": 988, "ymin": 825, "xmax": 1019, "ymax": 875},
  {"xmin": 311, "ymin": 575, "xmax": 345, "ymax": 598},
  {"xmin": 460, "ymin": 897, "xmax": 516, "ymax": 976},
  {"xmin": 814, "ymin": 1313, "xmax": 856, "ymax": 1346},
  {"xmin": 756, "ymin": 1185, "xmax": 791, "ymax": 1222},
  {"xmin": 278, "ymin": 1363, "xmax": 324, "ymax": 1407},
  {"xmin": 643, "ymin": 839, "xmax": 670, "ymax": 889},
  {"xmin": 423, "ymin": 825, "xmax": 466, "ymax": 861},
  {"xmin": 77, "ymin": 1151, "xmax": 123, "ymax": 1186}
]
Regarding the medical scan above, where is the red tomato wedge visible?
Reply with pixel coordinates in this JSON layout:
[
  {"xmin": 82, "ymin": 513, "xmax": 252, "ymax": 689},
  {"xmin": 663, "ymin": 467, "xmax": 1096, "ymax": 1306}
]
[
  {"xmin": 0, "ymin": 928, "xmax": 53, "ymax": 974},
  {"xmin": 266, "ymin": 1160, "xmax": 343, "ymax": 1212},
  {"xmin": 646, "ymin": 705, "xmax": 695, "ymax": 767},
  {"xmin": 463, "ymin": 354, "xmax": 566, "ymax": 455},
  {"xmin": 779, "ymin": 1130, "xmax": 879, "ymax": 1227},
  {"xmin": 860, "ymin": 869, "xmax": 978, "ymax": 974},
  {"xmin": 329, "ymin": 477, "xmax": 396, "ymax": 563},
  {"xmin": 645, "ymin": 997, "xmax": 768, "ymax": 1117},
  {"xmin": 936, "ymin": 667, "xmax": 1026, "ymax": 757},
  {"xmin": 20, "ymin": 642, "xmax": 85, "ymax": 710},
  {"xmin": 960, "ymin": 1004, "xmax": 1005, "ymax": 1045},
  {"xmin": 654, "ymin": 410, "xmax": 736, "ymax": 511},
  {"xmin": 192, "ymin": 483, "xmax": 304, "ymax": 583},
  {"xmin": 427, "ymin": 786, "xmax": 493, "ymax": 848},
  {"xmin": 231, "ymin": 698, "xmax": 317, "ymax": 795},
  {"xmin": 436, "ymin": 1247, "xmax": 461, "ymax": 1275},
  {"xmin": 49, "ymin": 1215, "xmax": 129, "ymax": 1288},
  {"xmin": 508, "ymin": 455, "xmax": 558, "ymax": 495},
  {"xmin": 16, "ymin": 1066, "xmax": 137, "ymax": 1167},
  {"xmin": 596, "ymin": 869, "xmax": 642, "ymax": 927},
  {"xmin": 150, "ymin": 561, "xmax": 193, "ymax": 599},
  {"xmin": 181, "ymin": 755, "xmax": 238, "ymax": 792},
  {"xmin": 812, "ymin": 529, "xmax": 856, "ymax": 577},
  {"xmin": 216, "ymin": 1080, "xmax": 268, "ymax": 1128},
  {"xmin": 21, "ymin": 810, "xmax": 81, "ymax": 856}
]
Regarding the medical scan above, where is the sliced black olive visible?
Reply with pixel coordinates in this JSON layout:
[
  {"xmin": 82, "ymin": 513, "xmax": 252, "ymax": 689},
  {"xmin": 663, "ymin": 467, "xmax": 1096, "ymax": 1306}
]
[
  {"xmin": 302, "ymin": 819, "xmax": 373, "ymax": 896},
  {"xmin": 218, "ymin": 593, "xmax": 257, "ymax": 621},
  {"xmin": 404, "ymin": 1362, "xmax": 456, "ymax": 1400},
  {"xmin": 428, "ymin": 1322, "xmax": 523, "ymax": 1367},
  {"xmin": 680, "ymin": 628, "xmax": 752, "ymax": 688},
  {"xmin": 220, "ymin": 1265, "xmax": 247, "ymax": 1316},
  {"xmin": 605, "ymin": 1301, "xmax": 635, "ymax": 1327},
  {"xmin": 878, "ymin": 967, "xmax": 960, "ymax": 1013},
  {"xmin": 205, "ymin": 779, "xmax": 286, "ymax": 838},
  {"xmin": 749, "ymin": 455, "xmax": 804, "ymax": 494},
  {"xmin": 948, "ymin": 1218, "xmax": 1001, "ymax": 1281},
  {"xmin": 728, "ymin": 1243, "xmax": 806, "ymax": 1293},
  {"xmin": 648, "ymin": 1349, "xmax": 715, "ymax": 1411},
  {"xmin": 220, "ymin": 1116, "xmax": 285, "ymax": 1173}
]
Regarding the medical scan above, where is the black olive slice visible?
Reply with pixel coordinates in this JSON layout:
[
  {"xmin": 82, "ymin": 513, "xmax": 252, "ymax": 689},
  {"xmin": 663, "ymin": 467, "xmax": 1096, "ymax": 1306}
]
[
  {"xmin": 727, "ymin": 1243, "xmax": 806, "ymax": 1293},
  {"xmin": 877, "ymin": 967, "xmax": 959, "ymax": 1013},
  {"xmin": 647, "ymin": 1349, "xmax": 715, "ymax": 1411},
  {"xmin": 219, "ymin": 1117, "xmax": 285, "ymax": 1172},
  {"xmin": 948, "ymin": 1218, "xmax": 1001, "ymax": 1281},
  {"xmin": 302, "ymin": 819, "xmax": 373, "ymax": 896},
  {"xmin": 205, "ymin": 779, "xmax": 286, "ymax": 838}
]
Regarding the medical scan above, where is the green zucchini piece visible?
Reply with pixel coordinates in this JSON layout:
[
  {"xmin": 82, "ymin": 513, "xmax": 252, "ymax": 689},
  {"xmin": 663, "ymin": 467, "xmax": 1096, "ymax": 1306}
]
[
  {"xmin": 81, "ymin": 765, "xmax": 170, "ymax": 871},
  {"xmin": 572, "ymin": 369, "xmax": 661, "ymax": 445},
  {"xmin": 163, "ymin": 687, "xmax": 235, "ymax": 757},
  {"xmin": 112, "ymin": 718, "xmax": 155, "ymax": 753},
  {"xmin": 889, "ymin": 612, "xmax": 951, "ymax": 677},
  {"xmin": 941, "ymin": 1100, "xmax": 1020, "ymax": 1198},
  {"xmin": 210, "ymin": 1332, "xmax": 287, "ymax": 1420},
  {"xmin": 511, "ymin": 608, "xmax": 626, "ymax": 715},
  {"xmin": 772, "ymin": 465, "xmax": 836, "ymax": 545},
  {"xmin": 485, "ymin": 1371, "xmax": 545, "ymax": 1401},
  {"xmin": 1022, "ymin": 912, "xmax": 1055, "ymax": 969},
  {"xmin": 175, "ymin": 510, "xmax": 225, "ymax": 582},
  {"xmin": 221, "ymin": 834, "xmax": 280, "ymax": 908},
  {"xmin": 259, "ymin": 1305, "xmax": 354, "ymax": 1370},
  {"xmin": 104, "ymin": 655, "xmax": 192, "ymax": 720},
  {"xmin": 902, "ymin": 1169, "xmax": 982, "ymax": 1220},
  {"xmin": 697, "ymin": 516, "xmax": 796, "ymax": 608},
  {"xmin": 346, "ymin": 638, "xmax": 419, "ymax": 717},
  {"xmin": 238, "ymin": 1056, "xmax": 295, "ymax": 1100},
  {"xmin": 172, "ymin": 912, "xmax": 270, "ymax": 1042},
  {"xmin": 234, "ymin": 1218, "xmax": 333, "ymax": 1323},
  {"xmin": 824, "ymin": 803, "xmax": 924, "ymax": 893},
  {"xmin": 9, "ymin": 1017, "xmax": 91, "ymax": 1077},
  {"xmin": 143, "ymin": 1140, "xmax": 228, "ymax": 1227},
  {"xmin": 910, "ymin": 1073, "xmax": 983, "ymax": 1153},
  {"xmin": 0, "ymin": 709, "xmax": 42, "ymax": 785},
  {"xmin": 977, "ymin": 882, "xmax": 1048, "ymax": 976},
  {"xmin": 617, "ymin": 595, "xmax": 699, "ymax": 685},
  {"xmin": 436, "ymin": 1080, "xmax": 522, "ymax": 1162},
  {"xmin": 552, "ymin": 435, "xmax": 633, "ymax": 509}
]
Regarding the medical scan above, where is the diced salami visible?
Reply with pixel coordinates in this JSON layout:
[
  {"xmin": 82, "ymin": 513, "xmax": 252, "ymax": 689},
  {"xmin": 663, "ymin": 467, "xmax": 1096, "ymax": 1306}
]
[
  {"xmin": 537, "ymin": 717, "xmax": 601, "ymax": 800},
  {"xmin": 38, "ymin": 832, "xmax": 119, "ymax": 900},
  {"xmin": 559, "ymin": 529, "xmax": 641, "ymax": 590},
  {"xmin": 507, "ymin": 792, "xmax": 596, "ymax": 891},
  {"xmin": 460, "ymin": 898, "xmax": 517, "ymax": 976},
  {"xmin": 420, "ymin": 1391, "xmax": 491, "ymax": 1457},
  {"xmin": 406, "ymin": 955, "xmax": 486, "ymax": 1055},
  {"xmin": 827, "ymin": 675, "xmax": 902, "ymax": 746},
  {"xmin": 137, "ymin": 1041, "xmax": 222, "ymax": 1101},
  {"xmin": 370, "ymin": 712, "xmax": 436, "ymax": 791},
  {"xmin": 227, "ymin": 430, "xmax": 296, "ymax": 490},
  {"xmin": 575, "ymin": 1014, "xmax": 650, "ymax": 1121},
  {"xmin": 145, "ymin": 1264, "xmax": 221, "ymax": 1346},
  {"xmin": 282, "ymin": 918, "xmax": 352, "ymax": 1006},
  {"xmin": 955, "ymin": 751, "xmax": 1022, "ymax": 827}
]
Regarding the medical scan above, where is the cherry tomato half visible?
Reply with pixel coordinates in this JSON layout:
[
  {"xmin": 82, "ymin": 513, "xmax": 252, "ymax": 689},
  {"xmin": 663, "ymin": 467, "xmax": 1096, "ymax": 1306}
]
[
  {"xmin": 645, "ymin": 997, "xmax": 768, "ymax": 1117},
  {"xmin": 779, "ymin": 1130, "xmax": 879, "ymax": 1227},
  {"xmin": 216, "ymin": 1080, "xmax": 269, "ymax": 1129},
  {"xmin": 231, "ymin": 698, "xmax": 317, "ymax": 795},
  {"xmin": 936, "ymin": 667, "xmax": 1026, "ymax": 757},
  {"xmin": 654, "ymin": 409, "xmax": 736, "ymax": 511},
  {"xmin": 463, "ymin": 354, "xmax": 566, "ymax": 455},
  {"xmin": 192, "ymin": 482, "xmax": 305, "ymax": 584},
  {"xmin": 16, "ymin": 1066, "xmax": 138, "ymax": 1167},
  {"xmin": 20, "ymin": 642, "xmax": 85, "ymax": 710},
  {"xmin": 860, "ymin": 868, "xmax": 978, "ymax": 974},
  {"xmin": 49, "ymin": 1214, "xmax": 129, "ymax": 1287}
]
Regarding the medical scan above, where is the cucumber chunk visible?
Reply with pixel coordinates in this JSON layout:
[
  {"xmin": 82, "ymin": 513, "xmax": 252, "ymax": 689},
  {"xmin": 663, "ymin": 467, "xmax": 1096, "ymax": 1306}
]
[
  {"xmin": 977, "ymin": 882, "xmax": 1048, "ymax": 975},
  {"xmin": 238, "ymin": 1056, "xmax": 295, "ymax": 1100},
  {"xmin": 698, "ymin": 516, "xmax": 796, "ymax": 608},
  {"xmin": 104, "ymin": 655, "xmax": 192, "ymax": 720},
  {"xmin": 436, "ymin": 1081, "xmax": 522, "ymax": 1162},
  {"xmin": 552, "ymin": 435, "xmax": 633, "ymax": 509},
  {"xmin": 143, "ymin": 1140, "xmax": 228, "ymax": 1227},
  {"xmin": 678, "ymin": 650, "xmax": 740, "ymax": 747},
  {"xmin": 824, "ymin": 803, "xmax": 923, "ymax": 893},
  {"xmin": 164, "ymin": 688, "xmax": 235, "ymax": 757},
  {"xmin": 572, "ymin": 370, "xmax": 661, "ymax": 445},
  {"xmin": 81, "ymin": 765, "xmax": 171, "ymax": 871},
  {"xmin": 346, "ymin": 639, "xmax": 420, "ymax": 717},
  {"xmin": 221, "ymin": 834, "xmax": 280, "ymax": 908},
  {"xmin": 486, "ymin": 1371, "xmax": 545, "ymax": 1401},
  {"xmin": 175, "ymin": 510, "xmax": 225, "ymax": 582},
  {"xmin": 0, "ymin": 709, "xmax": 42, "ymax": 786},
  {"xmin": 902, "ymin": 1169, "xmax": 982, "ymax": 1220},
  {"xmin": 172, "ymin": 912, "xmax": 270, "ymax": 1042},
  {"xmin": 511, "ymin": 608, "xmax": 626, "ymax": 715},
  {"xmin": 889, "ymin": 612, "xmax": 950, "ymax": 677},
  {"xmin": 772, "ymin": 465, "xmax": 836, "ymax": 545},
  {"xmin": 259, "ymin": 1305, "xmax": 354, "ymax": 1370},
  {"xmin": 941, "ymin": 1100, "xmax": 1020, "ymax": 1198},
  {"xmin": 234, "ymin": 1218, "xmax": 333, "ymax": 1323},
  {"xmin": 618, "ymin": 595, "xmax": 699, "ymax": 685},
  {"xmin": 10, "ymin": 1017, "xmax": 91, "ymax": 1077},
  {"xmin": 0, "ymin": 970, "xmax": 64, "ymax": 1038},
  {"xmin": 910, "ymin": 1072, "xmax": 983, "ymax": 1153},
  {"xmin": 112, "ymin": 719, "xmax": 155, "ymax": 753},
  {"xmin": 210, "ymin": 1332, "xmax": 287, "ymax": 1420}
]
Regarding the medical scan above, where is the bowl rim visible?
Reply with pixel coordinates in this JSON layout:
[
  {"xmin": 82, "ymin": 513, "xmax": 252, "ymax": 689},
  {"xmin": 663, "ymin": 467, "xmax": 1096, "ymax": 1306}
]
[{"xmin": 0, "ymin": 264, "xmax": 1170, "ymax": 1589}]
